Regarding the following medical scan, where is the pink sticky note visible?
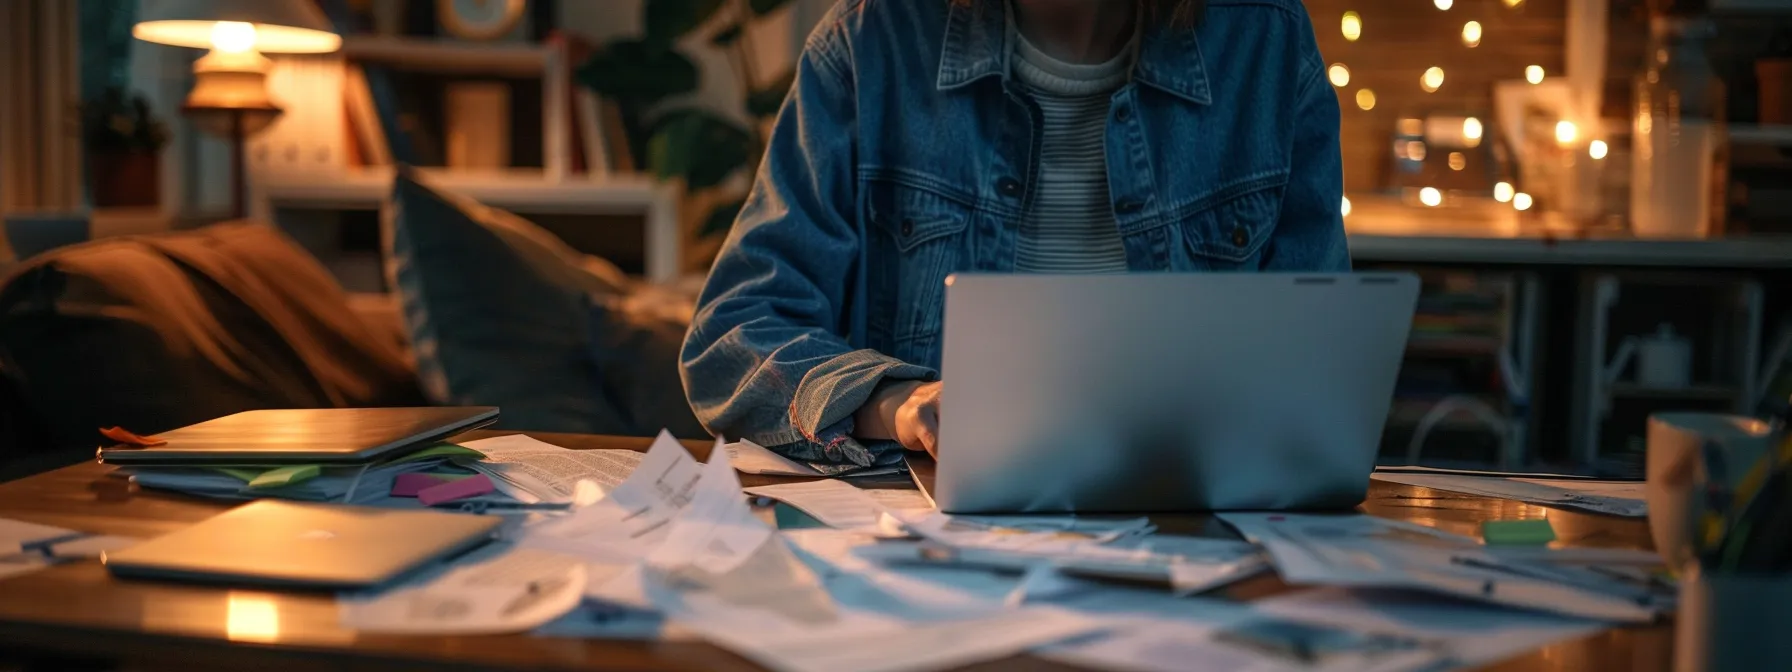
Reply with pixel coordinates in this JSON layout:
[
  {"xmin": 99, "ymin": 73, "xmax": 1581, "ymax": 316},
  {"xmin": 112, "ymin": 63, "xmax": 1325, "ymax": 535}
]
[
  {"xmin": 417, "ymin": 473, "xmax": 495, "ymax": 506},
  {"xmin": 391, "ymin": 472, "xmax": 465, "ymax": 497}
]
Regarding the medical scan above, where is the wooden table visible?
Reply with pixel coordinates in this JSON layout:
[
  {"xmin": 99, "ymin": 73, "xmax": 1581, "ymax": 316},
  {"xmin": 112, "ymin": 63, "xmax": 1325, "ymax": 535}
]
[{"xmin": 0, "ymin": 432, "xmax": 1671, "ymax": 672}]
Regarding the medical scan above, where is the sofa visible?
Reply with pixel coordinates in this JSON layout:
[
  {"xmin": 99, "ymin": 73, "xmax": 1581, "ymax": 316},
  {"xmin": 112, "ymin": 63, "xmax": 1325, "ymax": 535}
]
[{"xmin": 0, "ymin": 173, "xmax": 706, "ymax": 481}]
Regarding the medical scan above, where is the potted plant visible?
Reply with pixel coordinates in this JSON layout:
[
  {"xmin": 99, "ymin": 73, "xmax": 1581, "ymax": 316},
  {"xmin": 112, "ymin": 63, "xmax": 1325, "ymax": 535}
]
[{"xmin": 75, "ymin": 87, "xmax": 170, "ymax": 208}]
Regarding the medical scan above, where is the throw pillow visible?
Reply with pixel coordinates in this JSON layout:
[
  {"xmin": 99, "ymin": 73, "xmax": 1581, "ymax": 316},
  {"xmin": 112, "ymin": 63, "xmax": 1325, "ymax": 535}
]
[{"xmin": 384, "ymin": 170, "xmax": 704, "ymax": 438}]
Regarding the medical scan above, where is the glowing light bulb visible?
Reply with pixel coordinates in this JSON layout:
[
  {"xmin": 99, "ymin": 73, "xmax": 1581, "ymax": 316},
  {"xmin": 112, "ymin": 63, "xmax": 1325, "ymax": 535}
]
[
  {"xmin": 1555, "ymin": 120, "xmax": 1578, "ymax": 145},
  {"xmin": 1356, "ymin": 89, "xmax": 1377, "ymax": 111},
  {"xmin": 1514, "ymin": 193, "xmax": 1534, "ymax": 211},
  {"xmin": 1504, "ymin": 0, "xmax": 1524, "ymax": 7},
  {"xmin": 210, "ymin": 21, "xmax": 257, "ymax": 54},
  {"xmin": 1404, "ymin": 141, "xmax": 1427, "ymax": 161},
  {"xmin": 1422, "ymin": 67, "xmax": 1445, "ymax": 93},
  {"xmin": 1341, "ymin": 196, "xmax": 1352, "ymax": 217},
  {"xmin": 1342, "ymin": 11, "xmax": 1362, "ymax": 42},
  {"xmin": 1435, "ymin": 0, "xmax": 1453, "ymax": 9},
  {"xmin": 1463, "ymin": 117, "xmax": 1483, "ymax": 141},
  {"xmin": 1526, "ymin": 65, "xmax": 1545, "ymax": 84},
  {"xmin": 1448, "ymin": 152, "xmax": 1467, "ymax": 171},
  {"xmin": 1329, "ymin": 64, "xmax": 1351, "ymax": 88},
  {"xmin": 1589, "ymin": 140, "xmax": 1609, "ymax": 160},
  {"xmin": 1494, "ymin": 182, "xmax": 1515, "ymax": 203},
  {"xmin": 1420, "ymin": 187, "xmax": 1443, "ymax": 207},
  {"xmin": 1462, "ymin": 21, "xmax": 1482, "ymax": 47}
]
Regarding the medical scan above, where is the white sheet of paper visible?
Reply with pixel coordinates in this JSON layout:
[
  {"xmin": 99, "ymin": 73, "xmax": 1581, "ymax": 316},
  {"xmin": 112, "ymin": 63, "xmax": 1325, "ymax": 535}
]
[
  {"xmin": 722, "ymin": 439, "xmax": 821, "ymax": 476},
  {"xmin": 1371, "ymin": 473, "xmax": 1646, "ymax": 518},
  {"xmin": 744, "ymin": 480, "xmax": 932, "ymax": 531},
  {"xmin": 339, "ymin": 546, "xmax": 586, "ymax": 635},
  {"xmin": 45, "ymin": 535, "xmax": 137, "ymax": 559},
  {"xmin": 646, "ymin": 440, "xmax": 773, "ymax": 576},
  {"xmin": 0, "ymin": 518, "xmax": 79, "ymax": 554},
  {"xmin": 1218, "ymin": 513, "xmax": 1662, "ymax": 622},
  {"xmin": 1252, "ymin": 588, "xmax": 1603, "ymax": 670},
  {"xmin": 516, "ymin": 431, "xmax": 701, "ymax": 561},
  {"xmin": 460, "ymin": 434, "xmax": 646, "ymax": 503}
]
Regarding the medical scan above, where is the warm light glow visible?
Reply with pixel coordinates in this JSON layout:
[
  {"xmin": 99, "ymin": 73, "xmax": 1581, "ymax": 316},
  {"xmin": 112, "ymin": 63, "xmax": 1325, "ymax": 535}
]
[
  {"xmin": 1422, "ymin": 67, "xmax": 1445, "ymax": 93},
  {"xmin": 226, "ymin": 593, "xmax": 281, "ymax": 642},
  {"xmin": 209, "ymin": 21, "xmax": 257, "ymax": 53},
  {"xmin": 1419, "ymin": 187, "xmax": 1443, "ymax": 207},
  {"xmin": 1494, "ymin": 181, "xmax": 1515, "ymax": 202},
  {"xmin": 1356, "ymin": 89, "xmax": 1377, "ymax": 110},
  {"xmin": 1463, "ymin": 117, "xmax": 1483, "ymax": 141},
  {"xmin": 1329, "ymin": 64, "xmax": 1351, "ymax": 88},
  {"xmin": 1514, "ymin": 192, "xmax": 1534, "ymax": 211},
  {"xmin": 1341, "ymin": 196, "xmax": 1352, "ymax": 217},
  {"xmin": 1435, "ymin": 0, "xmax": 1453, "ymax": 9},
  {"xmin": 1526, "ymin": 65, "xmax": 1545, "ymax": 84},
  {"xmin": 133, "ymin": 20, "xmax": 340, "ymax": 54},
  {"xmin": 1555, "ymin": 120, "xmax": 1579, "ymax": 145},
  {"xmin": 1448, "ymin": 152, "xmax": 1467, "ymax": 171},
  {"xmin": 1462, "ymin": 21, "xmax": 1482, "ymax": 47},
  {"xmin": 1589, "ymin": 139, "xmax": 1609, "ymax": 160},
  {"xmin": 1398, "ymin": 118, "xmax": 1423, "ymax": 136},
  {"xmin": 1342, "ymin": 11, "xmax": 1362, "ymax": 41},
  {"xmin": 1505, "ymin": 0, "xmax": 1524, "ymax": 6},
  {"xmin": 1404, "ymin": 141, "xmax": 1428, "ymax": 161}
]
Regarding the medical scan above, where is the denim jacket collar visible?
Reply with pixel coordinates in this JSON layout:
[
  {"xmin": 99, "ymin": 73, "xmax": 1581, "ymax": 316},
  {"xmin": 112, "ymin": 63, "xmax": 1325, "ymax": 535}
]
[{"xmin": 934, "ymin": 0, "xmax": 1212, "ymax": 105}]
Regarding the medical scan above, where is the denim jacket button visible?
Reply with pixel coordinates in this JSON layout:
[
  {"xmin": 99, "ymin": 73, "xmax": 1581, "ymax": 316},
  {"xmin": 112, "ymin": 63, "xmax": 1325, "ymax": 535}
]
[
  {"xmin": 1115, "ymin": 105, "xmax": 1131, "ymax": 122},
  {"xmin": 901, "ymin": 218, "xmax": 916, "ymax": 236},
  {"xmin": 1232, "ymin": 224, "xmax": 1249, "ymax": 246},
  {"xmin": 1115, "ymin": 198, "xmax": 1143, "ymax": 215},
  {"xmin": 997, "ymin": 178, "xmax": 1023, "ymax": 198}
]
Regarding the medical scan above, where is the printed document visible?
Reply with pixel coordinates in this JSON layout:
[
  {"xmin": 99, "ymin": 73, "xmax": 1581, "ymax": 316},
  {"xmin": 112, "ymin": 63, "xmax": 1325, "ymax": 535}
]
[
  {"xmin": 516, "ymin": 431, "xmax": 702, "ymax": 562},
  {"xmin": 744, "ymin": 480, "xmax": 933, "ymax": 531},
  {"xmin": 339, "ymin": 546, "xmax": 586, "ymax": 634},
  {"xmin": 460, "ymin": 434, "xmax": 645, "ymax": 503},
  {"xmin": 1371, "ymin": 472, "xmax": 1646, "ymax": 517}
]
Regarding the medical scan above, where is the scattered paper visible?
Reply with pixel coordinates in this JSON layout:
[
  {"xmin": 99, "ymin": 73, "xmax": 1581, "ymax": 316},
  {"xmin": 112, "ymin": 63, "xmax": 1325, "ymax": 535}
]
[
  {"xmin": 744, "ymin": 480, "xmax": 932, "ymax": 531},
  {"xmin": 1252, "ymin": 588, "xmax": 1604, "ymax": 671},
  {"xmin": 722, "ymin": 440, "xmax": 902, "ymax": 478},
  {"xmin": 1, "ymin": 518, "xmax": 79, "ymax": 555},
  {"xmin": 1371, "ymin": 473, "xmax": 1646, "ymax": 518},
  {"xmin": 460, "ymin": 434, "xmax": 646, "ymax": 504},
  {"xmin": 705, "ymin": 607, "xmax": 1098, "ymax": 672},
  {"xmin": 646, "ymin": 439, "xmax": 774, "ymax": 577},
  {"xmin": 43, "ymin": 535, "xmax": 137, "ymax": 559},
  {"xmin": 0, "ymin": 520, "xmax": 136, "ymax": 580},
  {"xmin": 339, "ymin": 545, "xmax": 586, "ymax": 635},
  {"xmin": 515, "ymin": 431, "xmax": 701, "ymax": 562},
  {"xmin": 1218, "ymin": 513, "xmax": 1664, "ymax": 622}
]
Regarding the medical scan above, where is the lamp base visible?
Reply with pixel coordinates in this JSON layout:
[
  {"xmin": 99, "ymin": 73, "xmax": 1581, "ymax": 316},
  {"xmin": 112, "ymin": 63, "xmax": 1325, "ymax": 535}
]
[{"xmin": 181, "ymin": 105, "xmax": 284, "ymax": 220}]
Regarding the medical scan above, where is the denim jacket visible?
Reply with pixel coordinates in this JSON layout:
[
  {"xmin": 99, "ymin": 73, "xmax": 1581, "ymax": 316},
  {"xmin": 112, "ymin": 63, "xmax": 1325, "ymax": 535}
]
[{"xmin": 682, "ymin": 0, "xmax": 1349, "ymax": 466}]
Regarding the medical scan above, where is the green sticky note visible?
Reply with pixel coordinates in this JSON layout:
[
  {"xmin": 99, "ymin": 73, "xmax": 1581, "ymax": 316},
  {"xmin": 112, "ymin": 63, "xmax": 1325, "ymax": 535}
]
[
  {"xmin": 388, "ymin": 443, "xmax": 485, "ymax": 464},
  {"xmin": 247, "ymin": 464, "xmax": 322, "ymax": 490},
  {"xmin": 1482, "ymin": 519, "xmax": 1556, "ymax": 546},
  {"xmin": 212, "ymin": 467, "xmax": 262, "ymax": 482}
]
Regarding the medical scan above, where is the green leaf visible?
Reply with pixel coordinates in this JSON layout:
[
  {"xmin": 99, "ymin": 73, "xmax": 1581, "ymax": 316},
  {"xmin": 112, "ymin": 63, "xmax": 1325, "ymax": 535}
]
[
  {"xmin": 247, "ymin": 464, "xmax": 322, "ymax": 490},
  {"xmin": 578, "ymin": 40, "xmax": 700, "ymax": 107},
  {"xmin": 644, "ymin": 0, "xmax": 728, "ymax": 46},
  {"xmin": 702, "ymin": 199, "xmax": 747, "ymax": 237},
  {"xmin": 749, "ymin": 0, "xmax": 795, "ymax": 15},
  {"xmin": 711, "ymin": 21, "xmax": 744, "ymax": 47},
  {"xmin": 746, "ymin": 68, "xmax": 795, "ymax": 118},
  {"xmin": 647, "ymin": 109, "xmax": 754, "ymax": 189}
]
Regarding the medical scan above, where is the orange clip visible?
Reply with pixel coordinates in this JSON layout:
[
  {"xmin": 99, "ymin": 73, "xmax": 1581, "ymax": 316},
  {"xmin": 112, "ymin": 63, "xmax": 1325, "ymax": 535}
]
[{"xmin": 100, "ymin": 426, "xmax": 167, "ymax": 447}]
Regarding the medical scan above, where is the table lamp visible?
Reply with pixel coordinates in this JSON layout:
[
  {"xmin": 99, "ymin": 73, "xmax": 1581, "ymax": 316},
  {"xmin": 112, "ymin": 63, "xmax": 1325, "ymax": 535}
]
[{"xmin": 133, "ymin": 0, "xmax": 341, "ymax": 218}]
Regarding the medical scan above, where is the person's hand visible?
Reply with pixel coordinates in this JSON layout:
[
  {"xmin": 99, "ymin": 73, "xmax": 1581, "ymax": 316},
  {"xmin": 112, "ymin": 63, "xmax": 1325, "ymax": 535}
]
[{"xmin": 892, "ymin": 381, "xmax": 943, "ymax": 457}]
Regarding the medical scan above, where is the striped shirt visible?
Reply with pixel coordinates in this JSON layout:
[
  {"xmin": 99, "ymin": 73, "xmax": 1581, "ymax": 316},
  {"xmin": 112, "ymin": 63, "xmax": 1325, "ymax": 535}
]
[{"xmin": 1011, "ymin": 23, "xmax": 1136, "ymax": 273}]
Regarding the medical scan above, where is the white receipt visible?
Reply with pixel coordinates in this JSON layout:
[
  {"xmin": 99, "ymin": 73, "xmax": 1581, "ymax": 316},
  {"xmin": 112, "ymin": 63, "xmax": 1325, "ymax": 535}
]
[
  {"xmin": 460, "ymin": 434, "xmax": 645, "ymax": 503},
  {"xmin": 744, "ymin": 480, "xmax": 933, "ymax": 531},
  {"xmin": 517, "ymin": 431, "xmax": 702, "ymax": 562},
  {"xmin": 646, "ymin": 441, "xmax": 774, "ymax": 576},
  {"xmin": 339, "ymin": 546, "xmax": 586, "ymax": 635}
]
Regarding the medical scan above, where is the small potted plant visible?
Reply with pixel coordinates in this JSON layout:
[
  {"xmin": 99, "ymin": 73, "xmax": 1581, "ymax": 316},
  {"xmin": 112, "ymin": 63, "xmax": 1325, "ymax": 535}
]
[{"xmin": 75, "ymin": 87, "xmax": 169, "ymax": 208}]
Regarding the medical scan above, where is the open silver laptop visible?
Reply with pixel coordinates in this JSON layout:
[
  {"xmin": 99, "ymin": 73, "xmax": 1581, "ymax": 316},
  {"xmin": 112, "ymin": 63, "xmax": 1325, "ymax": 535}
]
[
  {"xmin": 930, "ymin": 273, "xmax": 1419, "ymax": 514},
  {"xmin": 104, "ymin": 500, "xmax": 500, "ymax": 589}
]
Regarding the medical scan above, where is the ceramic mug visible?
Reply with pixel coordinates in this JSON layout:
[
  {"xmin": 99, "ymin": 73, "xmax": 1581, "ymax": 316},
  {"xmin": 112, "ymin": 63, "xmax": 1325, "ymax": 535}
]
[{"xmin": 1646, "ymin": 412, "xmax": 1775, "ymax": 569}]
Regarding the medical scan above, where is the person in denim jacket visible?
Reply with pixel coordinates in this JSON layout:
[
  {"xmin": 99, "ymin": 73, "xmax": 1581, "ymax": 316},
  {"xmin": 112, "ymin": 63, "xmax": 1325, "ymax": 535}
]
[{"xmin": 682, "ymin": 0, "xmax": 1348, "ymax": 468}]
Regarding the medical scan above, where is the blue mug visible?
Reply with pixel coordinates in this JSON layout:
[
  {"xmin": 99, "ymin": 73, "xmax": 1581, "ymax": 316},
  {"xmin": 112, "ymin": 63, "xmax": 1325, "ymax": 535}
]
[{"xmin": 4, "ymin": 211, "xmax": 90, "ymax": 260}]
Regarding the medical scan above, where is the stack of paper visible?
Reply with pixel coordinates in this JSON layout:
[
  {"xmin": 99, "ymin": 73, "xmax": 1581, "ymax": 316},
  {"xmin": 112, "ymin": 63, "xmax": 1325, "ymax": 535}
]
[
  {"xmin": 723, "ymin": 439, "xmax": 905, "ymax": 478},
  {"xmin": 124, "ymin": 444, "xmax": 483, "ymax": 505},
  {"xmin": 1219, "ymin": 513, "xmax": 1672, "ymax": 622},
  {"xmin": 458, "ymin": 434, "xmax": 646, "ymax": 503}
]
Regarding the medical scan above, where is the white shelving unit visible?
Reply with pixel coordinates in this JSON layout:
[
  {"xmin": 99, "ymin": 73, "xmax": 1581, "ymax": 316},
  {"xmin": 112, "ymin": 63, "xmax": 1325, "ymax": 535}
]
[{"xmin": 253, "ymin": 168, "xmax": 683, "ymax": 283}]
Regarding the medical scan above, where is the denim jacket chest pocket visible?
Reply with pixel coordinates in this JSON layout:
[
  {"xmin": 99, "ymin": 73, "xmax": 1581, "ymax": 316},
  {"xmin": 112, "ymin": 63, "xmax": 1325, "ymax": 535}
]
[
  {"xmin": 863, "ymin": 179, "xmax": 972, "ymax": 364},
  {"xmin": 1168, "ymin": 173, "xmax": 1288, "ymax": 271}
]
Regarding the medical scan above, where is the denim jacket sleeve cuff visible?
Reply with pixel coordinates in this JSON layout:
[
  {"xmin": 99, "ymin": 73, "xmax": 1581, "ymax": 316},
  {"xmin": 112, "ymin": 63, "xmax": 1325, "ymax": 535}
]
[{"xmin": 776, "ymin": 349, "xmax": 936, "ymax": 465}]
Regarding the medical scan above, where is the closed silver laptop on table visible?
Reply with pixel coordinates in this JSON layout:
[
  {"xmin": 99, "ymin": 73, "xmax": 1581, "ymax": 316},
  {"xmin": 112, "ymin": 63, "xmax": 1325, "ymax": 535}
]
[
  {"xmin": 104, "ymin": 500, "xmax": 500, "ymax": 589},
  {"xmin": 932, "ymin": 273, "xmax": 1419, "ymax": 514}
]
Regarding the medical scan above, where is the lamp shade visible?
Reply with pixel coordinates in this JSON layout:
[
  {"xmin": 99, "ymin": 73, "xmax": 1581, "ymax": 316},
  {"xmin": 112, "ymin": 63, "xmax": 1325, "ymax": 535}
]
[{"xmin": 133, "ymin": 0, "xmax": 340, "ymax": 54}]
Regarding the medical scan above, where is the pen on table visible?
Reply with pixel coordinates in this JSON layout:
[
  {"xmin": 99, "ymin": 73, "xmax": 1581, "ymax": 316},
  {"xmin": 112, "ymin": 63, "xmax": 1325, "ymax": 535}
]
[{"xmin": 446, "ymin": 501, "xmax": 573, "ymax": 514}]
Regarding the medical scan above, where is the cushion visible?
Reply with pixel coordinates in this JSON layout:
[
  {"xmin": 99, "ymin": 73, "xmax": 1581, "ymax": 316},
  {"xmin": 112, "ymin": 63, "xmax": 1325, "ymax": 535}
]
[
  {"xmin": 0, "ymin": 222, "xmax": 426, "ymax": 464},
  {"xmin": 384, "ymin": 171, "xmax": 704, "ymax": 438}
]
